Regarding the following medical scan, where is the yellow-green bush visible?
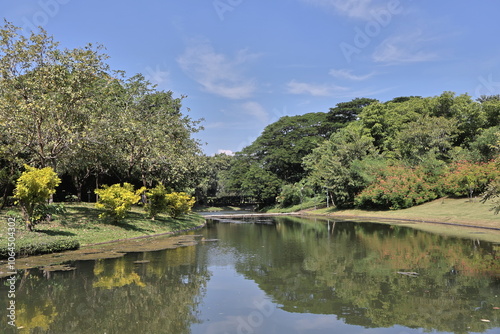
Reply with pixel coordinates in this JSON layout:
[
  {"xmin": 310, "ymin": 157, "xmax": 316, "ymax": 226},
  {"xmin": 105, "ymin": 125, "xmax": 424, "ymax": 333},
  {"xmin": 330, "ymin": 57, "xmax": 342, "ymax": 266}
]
[
  {"xmin": 165, "ymin": 192, "xmax": 195, "ymax": 218},
  {"xmin": 13, "ymin": 165, "xmax": 61, "ymax": 231},
  {"xmin": 95, "ymin": 183, "xmax": 146, "ymax": 222},
  {"xmin": 145, "ymin": 183, "xmax": 169, "ymax": 219}
]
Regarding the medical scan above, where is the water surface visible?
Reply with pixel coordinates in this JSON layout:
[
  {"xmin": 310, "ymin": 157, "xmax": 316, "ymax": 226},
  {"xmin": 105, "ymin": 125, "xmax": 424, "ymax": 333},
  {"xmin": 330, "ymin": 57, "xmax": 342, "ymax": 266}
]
[{"xmin": 1, "ymin": 216, "xmax": 499, "ymax": 333}]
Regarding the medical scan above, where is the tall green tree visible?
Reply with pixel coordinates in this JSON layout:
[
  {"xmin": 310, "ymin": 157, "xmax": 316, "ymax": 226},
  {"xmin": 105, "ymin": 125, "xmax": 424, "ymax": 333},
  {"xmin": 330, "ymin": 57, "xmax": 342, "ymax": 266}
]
[
  {"xmin": 106, "ymin": 74, "xmax": 203, "ymax": 189},
  {"xmin": 242, "ymin": 112, "xmax": 338, "ymax": 183},
  {"xmin": 304, "ymin": 123, "xmax": 380, "ymax": 208},
  {"xmin": 0, "ymin": 21, "xmax": 109, "ymax": 172},
  {"xmin": 327, "ymin": 97, "xmax": 378, "ymax": 125}
]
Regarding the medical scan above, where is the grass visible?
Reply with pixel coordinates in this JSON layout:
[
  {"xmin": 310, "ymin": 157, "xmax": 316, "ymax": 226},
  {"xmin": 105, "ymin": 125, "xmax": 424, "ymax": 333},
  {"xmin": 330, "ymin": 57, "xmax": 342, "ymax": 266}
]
[
  {"xmin": 306, "ymin": 197, "xmax": 500, "ymax": 229},
  {"xmin": 0, "ymin": 202, "xmax": 206, "ymax": 257},
  {"xmin": 265, "ymin": 197, "xmax": 326, "ymax": 213},
  {"xmin": 193, "ymin": 205, "xmax": 253, "ymax": 212}
]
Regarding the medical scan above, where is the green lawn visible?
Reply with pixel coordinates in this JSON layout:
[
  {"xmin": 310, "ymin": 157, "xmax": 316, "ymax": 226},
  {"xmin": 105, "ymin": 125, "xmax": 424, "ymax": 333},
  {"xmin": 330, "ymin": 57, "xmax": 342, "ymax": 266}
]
[
  {"xmin": 0, "ymin": 202, "xmax": 205, "ymax": 257},
  {"xmin": 307, "ymin": 197, "xmax": 499, "ymax": 229}
]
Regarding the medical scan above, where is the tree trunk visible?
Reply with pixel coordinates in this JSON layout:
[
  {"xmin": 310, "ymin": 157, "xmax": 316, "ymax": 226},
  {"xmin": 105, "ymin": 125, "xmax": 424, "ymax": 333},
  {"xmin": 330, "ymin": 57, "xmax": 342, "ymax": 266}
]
[
  {"xmin": 95, "ymin": 173, "xmax": 99, "ymax": 202},
  {"xmin": 73, "ymin": 175, "xmax": 83, "ymax": 202},
  {"xmin": 0, "ymin": 183, "xmax": 12, "ymax": 210}
]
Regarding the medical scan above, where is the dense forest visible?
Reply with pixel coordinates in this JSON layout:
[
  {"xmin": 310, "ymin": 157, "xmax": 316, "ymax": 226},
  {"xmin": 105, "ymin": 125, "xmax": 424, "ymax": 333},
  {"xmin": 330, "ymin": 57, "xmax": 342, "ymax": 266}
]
[
  {"xmin": 202, "ymin": 95, "xmax": 500, "ymax": 212},
  {"xmin": 1, "ymin": 22, "xmax": 499, "ymax": 213}
]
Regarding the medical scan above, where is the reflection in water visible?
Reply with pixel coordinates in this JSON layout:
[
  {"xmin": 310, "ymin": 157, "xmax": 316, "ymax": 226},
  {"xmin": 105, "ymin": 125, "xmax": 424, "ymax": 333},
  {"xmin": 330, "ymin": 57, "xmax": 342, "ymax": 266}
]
[
  {"xmin": 1, "ymin": 217, "xmax": 499, "ymax": 334},
  {"xmin": 1, "ymin": 246, "xmax": 210, "ymax": 334}
]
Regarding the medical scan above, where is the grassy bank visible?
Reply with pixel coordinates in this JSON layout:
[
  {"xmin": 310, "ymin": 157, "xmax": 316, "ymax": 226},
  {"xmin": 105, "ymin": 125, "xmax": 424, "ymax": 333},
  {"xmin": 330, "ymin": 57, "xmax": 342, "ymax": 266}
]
[
  {"xmin": 305, "ymin": 197, "xmax": 499, "ymax": 229},
  {"xmin": 0, "ymin": 202, "xmax": 206, "ymax": 258}
]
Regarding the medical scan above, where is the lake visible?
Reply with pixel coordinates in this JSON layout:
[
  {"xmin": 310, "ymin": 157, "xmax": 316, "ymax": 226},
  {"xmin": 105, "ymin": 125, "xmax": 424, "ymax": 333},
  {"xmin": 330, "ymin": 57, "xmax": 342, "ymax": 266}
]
[{"xmin": 1, "ymin": 216, "xmax": 499, "ymax": 333}]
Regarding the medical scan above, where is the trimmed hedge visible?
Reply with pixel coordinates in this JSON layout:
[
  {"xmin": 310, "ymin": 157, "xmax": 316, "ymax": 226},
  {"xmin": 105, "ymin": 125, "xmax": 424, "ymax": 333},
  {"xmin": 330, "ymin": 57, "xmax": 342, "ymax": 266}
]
[{"xmin": 0, "ymin": 237, "xmax": 80, "ymax": 259}]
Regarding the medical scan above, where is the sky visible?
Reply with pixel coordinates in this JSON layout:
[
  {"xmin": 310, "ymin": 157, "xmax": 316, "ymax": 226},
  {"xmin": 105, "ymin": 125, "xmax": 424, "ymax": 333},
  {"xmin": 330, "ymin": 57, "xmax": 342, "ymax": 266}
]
[{"xmin": 1, "ymin": 0, "xmax": 500, "ymax": 156}]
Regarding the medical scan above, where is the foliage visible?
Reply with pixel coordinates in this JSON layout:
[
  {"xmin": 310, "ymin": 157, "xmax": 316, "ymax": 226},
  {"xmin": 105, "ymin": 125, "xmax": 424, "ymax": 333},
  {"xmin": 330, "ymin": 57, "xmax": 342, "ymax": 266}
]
[
  {"xmin": 276, "ymin": 181, "xmax": 314, "ymax": 208},
  {"xmin": 0, "ymin": 22, "xmax": 204, "ymax": 205},
  {"xmin": 165, "ymin": 192, "xmax": 196, "ymax": 218},
  {"xmin": 242, "ymin": 112, "xmax": 339, "ymax": 183},
  {"xmin": 467, "ymin": 126, "xmax": 500, "ymax": 162},
  {"xmin": 0, "ymin": 238, "xmax": 79, "ymax": 258},
  {"xmin": 0, "ymin": 21, "xmax": 110, "ymax": 171},
  {"xmin": 442, "ymin": 160, "xmax": 499, "ymax": 199},
  {"xmin": 94, "ymin": 183, "xmax": 146, "ymax": 221},
  {"xmin": 394, "ymin": 115, "xmax": 457, "ymax": 164},
  {"xmin": 354, "ymin": 165, "xmax": 441, "ymax": 210},
  {"xmin": 13, "ymin": 165, "xmax": 61, "ymax": 231},
  {"xmin": 195, "ymin": 153, "xmax": 233, "ymax": 205},
  {"xmin": 481, "ymin": 179, "xmax": 500, "ymax": 214},
  {"xmin": 144, "ymin": 183, "xmax": 169, "ymax": 219},
  {"xmin": 480, "ymin": 134, "xmax": 500, "ymax": 214},
  {"xmin": 303, "ymin": 123, "xmax": 380, "ymax": 208}
]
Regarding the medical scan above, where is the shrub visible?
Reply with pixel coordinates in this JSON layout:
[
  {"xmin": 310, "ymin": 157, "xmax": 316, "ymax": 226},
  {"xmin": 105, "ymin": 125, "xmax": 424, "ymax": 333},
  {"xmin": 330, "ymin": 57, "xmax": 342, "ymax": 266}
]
[
  {"xmin": 13, "ymin": 165, "xmax": 61, "ymax": 231},
  {"xmin": 95, "ymin": 183, "xmax": 146, "ymax": 222},
  {"xmin": 0, "ymin": 238, "xmax": 79, "ymax": 258},
  {"xmin": 442, "ymin": 160, "xmax": 499, "ymax": 199},
  {"xmin": 165, "ymin": 192, "xmax": 196, "ymax": 218},
  {"xmin": 145, "ymin": 183, "xmax": 169, "ymax": 219},
  {"xmin": 354, "ymin": 165, "xmax": 440, "ymax": 210}
]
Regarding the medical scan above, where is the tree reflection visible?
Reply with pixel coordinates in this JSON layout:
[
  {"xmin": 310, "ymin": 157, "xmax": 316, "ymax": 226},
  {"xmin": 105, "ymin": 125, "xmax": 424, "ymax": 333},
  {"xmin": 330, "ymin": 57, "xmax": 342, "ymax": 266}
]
[
  {"xmin": 0, "ymin": 245, "xmax": 210, "ymax": 334},
  {"xmin": 222, "ymin": 218, "xmax": 500, "ymax": 333}
]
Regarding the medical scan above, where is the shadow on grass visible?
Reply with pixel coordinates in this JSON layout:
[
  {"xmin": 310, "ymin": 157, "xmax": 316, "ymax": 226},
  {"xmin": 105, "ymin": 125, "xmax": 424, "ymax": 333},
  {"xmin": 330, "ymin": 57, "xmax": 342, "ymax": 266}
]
[
  {"xmin": 114, "ymin": 221, "xmax": 153, "ymax": 233},
  {"xmin": 59, "ymin": 204, "xmax": 101, "ymax": 228},
  {"xmin": 35, "ymin": 229, "xmax": 77, "ymax": 237}
]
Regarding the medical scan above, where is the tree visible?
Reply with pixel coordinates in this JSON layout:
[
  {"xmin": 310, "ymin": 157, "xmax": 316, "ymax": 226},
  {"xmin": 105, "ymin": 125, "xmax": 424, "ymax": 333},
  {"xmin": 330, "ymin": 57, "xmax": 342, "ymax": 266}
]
[
  {"xmin": 304, "ymin": 123, "xmax": 380, "ymax": 208},
  {"xmin": 194, "ymin": 153, "xmax": 233, "ymax": 205},
  {"xmin": 480, "ymin": 132, "xmax": 500, "ymax": 214},
  {"xmin": 0, "ymin": 21, "xmax": 110, "ymax": 172},
  {"xmin": 13, "ymin": 165, "xmax": 61, "ymax": 231},
  {"xmin": 394, "ymin": 115, "xmax": 457, "ymax": 165},
  {"xmin": 467, "ymin": 126, "xmax": 500, "ymax": 162},
  {"xmin": 358, "ymin": 97, "xmax": 423, "ymax": 153},
  {"xmin": 105, "ymin": 74, "xmax": 203, "ymax": 189},
  {"xmin": 477, "ymin": 95, "xmax": 500, "ymax": 128},
  {"xmin": 242, "ymin": 112, "xmax": 338, "ymax": 183},
  {"xmin": 327, "ymin": 97, "xmax": 378, "ymax": 125},
  {"xmin": 443, "ymin": 160, "xmax": 499, "ymax": 200}
]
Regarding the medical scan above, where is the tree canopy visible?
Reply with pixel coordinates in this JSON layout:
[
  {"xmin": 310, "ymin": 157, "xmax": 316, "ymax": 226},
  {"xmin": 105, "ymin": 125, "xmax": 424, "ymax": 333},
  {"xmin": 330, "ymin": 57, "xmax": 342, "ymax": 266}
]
[{"xmin": 0, "ymin": 21, "xmax": 204, "ymax": 206}]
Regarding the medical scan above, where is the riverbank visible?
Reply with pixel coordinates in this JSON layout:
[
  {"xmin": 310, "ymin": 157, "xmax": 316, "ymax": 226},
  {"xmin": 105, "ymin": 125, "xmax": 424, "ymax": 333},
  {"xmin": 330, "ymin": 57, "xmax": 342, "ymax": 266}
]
[
  {"xmin": 302, "ymin": 197, "xmax": 499, "ymax": 230},
  {"xmin": 0, "ymin": 202, "xmax": 206, "ymax": 258}
]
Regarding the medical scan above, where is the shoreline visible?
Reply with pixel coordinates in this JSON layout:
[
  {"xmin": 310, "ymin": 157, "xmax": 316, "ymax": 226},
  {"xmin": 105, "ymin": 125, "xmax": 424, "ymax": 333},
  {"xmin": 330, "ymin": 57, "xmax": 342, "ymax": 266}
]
[
  {"xmin": 2, "ymin": 204, "xmax": 498, "ymax": 278},
  {"xmin": 0, "ymin": 221, "xmax": 208, "ymax": 279},
  {"xmin": 81, "ymin": 220, "xmax": 207, "ymax": 247},
  {"xmin": 299, "ymin": 212, "xmax": 500, "ymax": 231}
]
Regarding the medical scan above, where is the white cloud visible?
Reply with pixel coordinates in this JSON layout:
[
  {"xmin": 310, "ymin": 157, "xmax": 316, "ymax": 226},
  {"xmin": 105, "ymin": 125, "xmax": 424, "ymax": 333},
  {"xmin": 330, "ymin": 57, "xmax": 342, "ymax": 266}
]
[
  {"xmin": 216, "ymin": 149, "xmax": 234, "ymax": 156},
  {"xmin": 177, "ymin": 39, "xmax": 259, "ymax": 99},
  {"xmin": 372, "ymin": 31, "xmax": 438, "ymax": 64},
  {"xmin": 301, "ymin": 0, "xmax": 384, "ymax": 20},
  {"xmin": 329, "ymin": 68, "xmax": 375, "ymax": 81},
  {"xmin": 287, "ymin": 80, "xmax": 347, "ymax": 97}
]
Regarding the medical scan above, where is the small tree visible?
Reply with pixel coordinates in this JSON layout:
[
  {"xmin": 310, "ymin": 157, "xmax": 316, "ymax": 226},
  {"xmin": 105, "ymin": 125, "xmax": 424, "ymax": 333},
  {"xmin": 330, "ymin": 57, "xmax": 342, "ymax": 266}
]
[
  {"xmin": 14, "ymin": 165, "xmax": 61, "ymax": 231},
  {"xmin": 145, "ymin": 183, "xmax": 169, "ymax": 220},
  {"xmin": 165, "ymin": 192, "xmax": 195, "ymax": 218},
  {"xmin": 94, "ymin": 183, "xmax": 146, "ymax": 222}
]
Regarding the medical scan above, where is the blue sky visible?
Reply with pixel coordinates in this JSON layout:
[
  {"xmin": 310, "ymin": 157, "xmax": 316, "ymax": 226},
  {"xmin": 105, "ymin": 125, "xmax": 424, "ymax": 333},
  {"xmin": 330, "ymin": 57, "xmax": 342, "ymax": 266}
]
[{"xmin": 2, "ymin": 0, "xmax": 500, "ymax": 155}]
